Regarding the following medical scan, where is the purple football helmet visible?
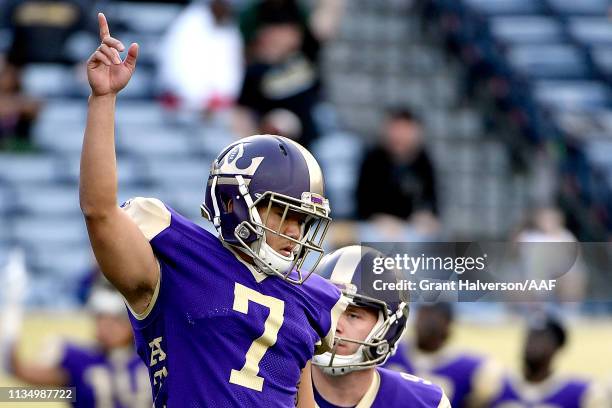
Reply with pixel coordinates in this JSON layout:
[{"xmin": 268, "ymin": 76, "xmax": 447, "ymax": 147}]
[
  {"xmin": 312, "ymin": 246, "xmax": 409, "ymax": 375},
  {"xmin": 201, "ymin": 134, "xmax": 331, "ymax": 284}
]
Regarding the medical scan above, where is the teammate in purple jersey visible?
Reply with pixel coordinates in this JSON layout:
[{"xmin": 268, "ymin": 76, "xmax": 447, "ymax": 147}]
[
  {"xmin": 385, "ymin": 303, "xmax": 503, "ymax": 408},
  {"xmin": 9, "ymin": 286, "xmax": 151, "ymax": 408},
  {"xmin": 80, "ymin": 13, "xmax": 346, "ymax": 407},
  {"xmin": 489, "ymin": 316, "xmax": 605, "ymax": 408},
  {"xmin": 311, "ymin": 246, "xmax": 451, "ymax": 408}
]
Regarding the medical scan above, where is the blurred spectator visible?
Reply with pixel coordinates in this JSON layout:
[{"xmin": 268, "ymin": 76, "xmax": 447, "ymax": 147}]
[
  {"xmin": 515, "ymin": 207, "xmax": 587, "ymax": 303},
  {"xmin": 157, "ymin": 0, "xmax": 243, "ymax": 114},
  {"xmin": 489, "ymin": 315, "xmax": 606, "ymax": 408},
  {"xmin": 234, "ymin": 0, "xmax": 345, "ymax": 147},
  {"xmin": 356, "ymin": 108, "xmax": 438, "ymax": 228},
  {"xmin": 0, "ymin": 62, "xmax": 42, "ymax": 150},
  {"xmin": 385, "ymin": 303, "xmax": 504, "ymax": 408},
  {"xmin": 2, "ymin": 0, "xmax": 91, "ymax": 66}
]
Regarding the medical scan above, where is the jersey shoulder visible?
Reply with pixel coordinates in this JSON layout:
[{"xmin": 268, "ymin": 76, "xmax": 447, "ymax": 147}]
[
  {"xmin": 296, "ymin": 273, "xmax": 347, "ymax": 354},
  {"xmin": 121, "ymin": 196, "xmax": 224, "ymax": 253},
  {"xmin": 377, "ymin": 367, "xmax": 448, "ymax": 408}
]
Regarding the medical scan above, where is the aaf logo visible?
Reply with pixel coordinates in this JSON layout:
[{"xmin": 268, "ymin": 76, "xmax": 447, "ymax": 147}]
[{"xmin": 216, "ymin": 143, "xmax": 264, "ymax": 176}]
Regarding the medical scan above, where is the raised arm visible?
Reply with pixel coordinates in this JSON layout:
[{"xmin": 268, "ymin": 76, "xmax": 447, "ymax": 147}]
[{"xmin": 79, "ymin": 13, "xmax": 158, "ymax": 314}]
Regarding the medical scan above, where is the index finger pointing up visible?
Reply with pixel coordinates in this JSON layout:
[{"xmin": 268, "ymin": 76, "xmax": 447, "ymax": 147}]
[{"xmin": 98, "ymin": 12, "xmax": 110, "ymax": 40}]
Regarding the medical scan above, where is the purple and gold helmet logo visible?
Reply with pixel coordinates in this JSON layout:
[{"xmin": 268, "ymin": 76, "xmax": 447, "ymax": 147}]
[{"xmin": 215, "ymin": 143, "xmax": 264, "ymax": 177}]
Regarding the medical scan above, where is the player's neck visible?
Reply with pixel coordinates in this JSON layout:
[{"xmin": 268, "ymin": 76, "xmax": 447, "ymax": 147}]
[{"xmin": 312, "ymin": 366, "xmax": 375, "ymax": 406}]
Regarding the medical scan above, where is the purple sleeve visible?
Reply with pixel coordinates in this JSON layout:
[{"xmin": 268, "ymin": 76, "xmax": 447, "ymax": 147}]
[{"xmin": 302, "ymin": 274, "xmax": 348, "ymax": 354}]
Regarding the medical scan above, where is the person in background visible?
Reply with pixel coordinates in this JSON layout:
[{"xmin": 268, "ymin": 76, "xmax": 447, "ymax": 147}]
[
  {"xmin": 313, "ymin": 245, "xmax": 451, "ymax": 407},
  {"xmin": 2, "ymin": 0, "xmax": 91, "ymax": 66},
  {"xmin": 356, "ymin": 108, "xmax": 439, "ymax": 233},
  {"xmin": 489, "ymin": 315, "xmax": 606, "ymax": 408},
  {"xmin": 0, "ymin": 61, "xmax": 41, "ymax": 150},
  {"xmin": 514, "ymin": 206, "xmax": 587, "ymax": 304},
  {"xmin": 157, "ymin": 0, "xmax": 243, "ymax": 114},
  {"xmin": 234, "ymin": 0, "xmax": 345, "ymax": 147},
  {"xmin": 8, "ymin": 284, "xmax": 152, "ymax": 408},
  {"xmin": 385, "ymin": 303, "xmax": 503, "ymax": 408}
]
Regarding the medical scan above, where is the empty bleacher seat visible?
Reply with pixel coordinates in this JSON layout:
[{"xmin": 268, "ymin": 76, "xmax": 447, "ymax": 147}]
[
  {"xmin": 61, "ymin": 156, "xmax": 146, "ymax": 185},
  {"xmin": 11, "ymin": 216, "xmax": 88, "ymax": 247},
  {"xmin": 0, "ymin": 154, "xmax": 59, "ymax": 185},
  {"xmin": 37, "ymin": 99, "xmax": 87, "ymax": 124},
  {"xmin": 14, "ymin": 186, "xmax": 80, "ymax": 216},
  {"xmin": 490, "ymin": 17, "xmax": 564, "ymax": 44},
  {"xmin": 117, "ymin": 126, "xmax": 193, "ymax": 156},
  {"xmin": 22, "ymin": 64, "xmax": 78, "ymax": 98},
  {"xmin": 311, "ymin": 131, "xmax": 363, "ymax": 163},
  {"xmin": 464, "ymin": 0, "xmax": 544, "ymax": 15},
  {"xmin": 507, "ymin": 44, "xmax": 590, "ymax": 79},
  {"xmin": 28, "ymin": 244, "xmax": 92, "ymax": 279},
  {"xmin": 146, "ymin": 157, "xmax": 207, "ymax": 187},
  {"xmin": 190, "ymin": 125, "xmax": 238, "ymax": 157},
  {"xmin": 111, "ymin": 2, "xmax": 184, "ymax": 35},
  {"xmin": 33, "ymin": 121, "xmax": 85, "ymax": 154},
  {"xmin": 584, "ymin": 141, "xmax": 612, "ymax": 169},
  {"xmin": 592, "ymin": 46, "xmax": 612, "ymax": 76},
  {"xmin": 595, "ymin": 110, "xmax": 612, "ymax": 133},
  {"xmin": 568, "ymin": 18, "xmax": 612, "ymax": 47},
  {"xmin": 0, "ymin": 186, "xmax": 13, "ymax": 215},
  {"xmin": 547, "ymin": 0, "xmax": 610, "ymax": 16},
  {"xmin": 159, "ymin": 187, "xmax": 204, "ymax": 221},
  {"xmin": 115, "ymin": 101, "xmax": 167, "ymax": 126},
  {"xmin": 533, "ymin": 80, "xmax": 611, "ymax": 111}
]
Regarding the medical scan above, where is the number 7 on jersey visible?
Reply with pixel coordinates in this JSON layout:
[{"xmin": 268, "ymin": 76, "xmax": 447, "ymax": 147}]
[{"xmin": 230, "ymin": 283, "xmax": 285, "ymax": 391}]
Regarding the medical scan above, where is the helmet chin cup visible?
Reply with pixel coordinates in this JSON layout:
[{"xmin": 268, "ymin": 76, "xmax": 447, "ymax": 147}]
[
  {"xmin": 252, "ymin": 240, "xmax": 294, "ymax": 276},
  {"xmin": 313, "ymin": 350, "xmax": 367, "ymax": 376}
]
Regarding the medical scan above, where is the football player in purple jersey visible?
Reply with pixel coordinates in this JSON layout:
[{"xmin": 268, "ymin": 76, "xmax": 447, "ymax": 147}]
[
  {"xmin": 8, "ymin": 285, "xmax": 151, "ymax": 408},
  {"xmin": 312, "ymin": 246, "xmax": 451, "ymax": 408},
  {"xmin": 385, "ymin": 303, "xmax": 503, "ymax": 408},
  {"xmin": 489, "ymin": 316, "xmax": 606, "ymax": 408},
  {"xmin": 80, "ymin": 13, "xmax": 346, "ymax": 407}
]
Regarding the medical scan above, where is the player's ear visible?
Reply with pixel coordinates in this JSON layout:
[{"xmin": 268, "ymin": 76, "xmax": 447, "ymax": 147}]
[{"xmin": 226, "ymin": 198, "xmax": 233, "ymax": 214}]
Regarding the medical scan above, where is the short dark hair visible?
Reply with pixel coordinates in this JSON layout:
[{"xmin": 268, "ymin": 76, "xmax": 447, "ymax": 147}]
[
  {"xmin": 258, "ymin": 0, "xmax": 303, "ymax": 26},
  {"xmin": 419, "ymin": 302, "xmax": 453, "ymax": 322},
  {"xmin": 385, "ymin": 107, "xmax": 421, "ymax": 124},
  {"xmin": 528, "ymin": 315, "xmax": 567, "ymax": 348}
]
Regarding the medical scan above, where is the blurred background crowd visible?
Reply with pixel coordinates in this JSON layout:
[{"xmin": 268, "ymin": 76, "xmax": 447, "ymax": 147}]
[{"xmin": 0, "ymin": 0, "xmax": 611, "ymax": 406}]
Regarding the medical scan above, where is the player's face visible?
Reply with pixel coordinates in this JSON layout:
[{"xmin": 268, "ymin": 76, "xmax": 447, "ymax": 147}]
[
  {"xmin": 334, "ymin": 305, "xmax": 379, "ymax": 355},
  {"xmin": 95, "ymin": 314, "xmax": 134, "ymax": 350},
  {"xmin": 257, "ymin": 204, "xmax": 307, "ymax": 257}
]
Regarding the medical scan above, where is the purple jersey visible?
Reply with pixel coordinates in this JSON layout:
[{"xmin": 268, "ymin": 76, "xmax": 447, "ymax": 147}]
[
  {"xmin": 122, "ymin": 197, "xmax": 346, "ymax": 407},
  {"xmin": 58, "ymin": 342, "xmax": 151, "ymax": 408},
  {"xmin": 313, "ymin": 367, "xmax": 449, "ymax": 408},
  {"xmin": 385, "ymin": 342, "xmax": 500, "ymax": 407},
  {"xmin": 490, "ymin": 374, "xmax": 600, "ymax": 408}
]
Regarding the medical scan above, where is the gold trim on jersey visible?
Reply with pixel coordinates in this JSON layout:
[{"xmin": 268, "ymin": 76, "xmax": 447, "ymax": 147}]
[
  {"xmin": 125, "ymin": 262, "xmax": 161, "ymax": 321},
  {"xmin": 122, "ymin": 197, "xmax": 171, "ymax": 241}
]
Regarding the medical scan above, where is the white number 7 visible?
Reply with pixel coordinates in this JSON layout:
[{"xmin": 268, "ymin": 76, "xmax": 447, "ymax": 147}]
[{"xmin": 230, "ymin": 282, "xmax": 285, "ymax": 391}]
